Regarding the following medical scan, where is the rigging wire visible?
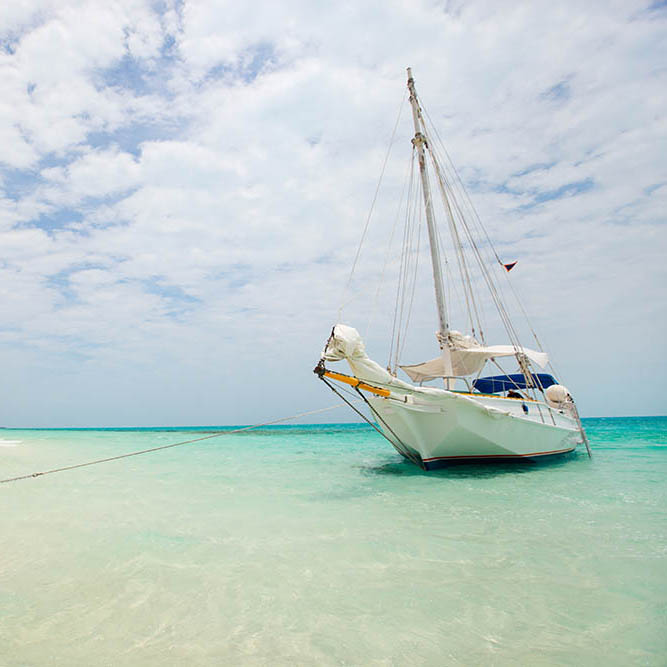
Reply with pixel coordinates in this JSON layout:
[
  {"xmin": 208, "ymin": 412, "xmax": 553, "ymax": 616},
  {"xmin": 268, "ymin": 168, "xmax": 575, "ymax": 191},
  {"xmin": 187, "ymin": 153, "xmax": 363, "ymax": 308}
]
[
  {"xmin": 429, "ymin": 150, "xmax": 483, "ymax": 340},
  {"xmin": 421, "ymin": 115, "xmax": 523, "ymax": 344},
  {"xmin": 319, "ymin": 377, "xmax": 424, "ymax": 469},
  {"xmin": 390, "ymin": 151, "xmax": 419, "ymax": 372},
  {"xmin": 443, "ymin": 242, "xmax": 465, "ymax": 341},
  {"xmin": 338, "ymin": 88, "xmax": 407, "ymax": 321},
  {"xmin": 422, "ymin": 104, "xmax": 548, "ymax": 360},
  {"xmin": 397, "ymin": 197, "xmax": 422, "ymax": 365},
  {"xmin": 405, "ymin": 102, "xmax": 547, "ymax": 402},
  {"xmin": 388, "ymin": 150, "xmax": 417, "ymax": 370},
  {"xmin": 364, "ymin": 146, "xmax": 414, "ymax": 340},
  {"xmin": 394, "ymin": 162, "xmax": 422, "ymax": 372}
]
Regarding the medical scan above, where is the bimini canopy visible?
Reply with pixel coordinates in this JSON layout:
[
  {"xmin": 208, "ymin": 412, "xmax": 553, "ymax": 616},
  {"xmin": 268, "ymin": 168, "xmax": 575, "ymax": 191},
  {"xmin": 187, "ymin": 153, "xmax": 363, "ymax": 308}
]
[{"xmin": 473, "ymin": 374, "xmax": 557, "ymax": 394}]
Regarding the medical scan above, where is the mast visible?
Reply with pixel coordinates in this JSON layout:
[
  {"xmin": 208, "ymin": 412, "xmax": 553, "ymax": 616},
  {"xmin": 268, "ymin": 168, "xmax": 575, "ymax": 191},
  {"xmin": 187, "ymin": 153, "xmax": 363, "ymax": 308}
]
[{"xmin": 407, "ymin": 67, "xmax": 454, "ymax": 383}]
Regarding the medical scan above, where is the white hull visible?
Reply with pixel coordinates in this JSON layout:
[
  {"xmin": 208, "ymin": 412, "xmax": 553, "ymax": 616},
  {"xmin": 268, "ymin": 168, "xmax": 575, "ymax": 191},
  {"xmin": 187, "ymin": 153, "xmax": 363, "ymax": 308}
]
[{"xmin": 367, "ymin": 390, "xmax": 582, "ymax": 469}]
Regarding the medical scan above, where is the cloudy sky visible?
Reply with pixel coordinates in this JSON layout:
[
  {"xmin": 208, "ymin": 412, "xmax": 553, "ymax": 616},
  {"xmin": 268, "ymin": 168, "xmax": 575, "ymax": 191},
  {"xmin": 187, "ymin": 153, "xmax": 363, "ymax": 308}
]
[{"xmin": 0, "ymin": 0, "xmax": 665, "ymax": 426}]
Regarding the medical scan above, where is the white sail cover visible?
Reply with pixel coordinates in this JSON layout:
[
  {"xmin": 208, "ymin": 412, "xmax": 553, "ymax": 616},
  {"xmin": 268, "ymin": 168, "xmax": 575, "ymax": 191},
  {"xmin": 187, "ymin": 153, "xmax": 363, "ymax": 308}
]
[
  {"xmin": 323, "ymin": 324, "xmax": 547, "ymax": 388},
  {"xmin": 400, "ymin": 330, "xmax": 548, "ymax": 382},
  {"xmin": 323, "ymin": 324, "xmax": 414, "ymax": 391}
]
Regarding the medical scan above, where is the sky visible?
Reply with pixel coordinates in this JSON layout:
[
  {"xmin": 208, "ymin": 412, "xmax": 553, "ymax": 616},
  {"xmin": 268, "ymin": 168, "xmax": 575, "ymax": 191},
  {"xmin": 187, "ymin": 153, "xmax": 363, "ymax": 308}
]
[{"xmin": 0, "ymin": 0, "xmax": 665, "ymax": 426}]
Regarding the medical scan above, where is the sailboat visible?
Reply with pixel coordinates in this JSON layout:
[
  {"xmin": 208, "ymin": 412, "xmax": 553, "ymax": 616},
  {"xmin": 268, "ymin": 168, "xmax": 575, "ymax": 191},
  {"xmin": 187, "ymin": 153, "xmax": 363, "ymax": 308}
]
[{"xmin": 314, "ymin": 68, "xmax": 590, "ymax": 470}]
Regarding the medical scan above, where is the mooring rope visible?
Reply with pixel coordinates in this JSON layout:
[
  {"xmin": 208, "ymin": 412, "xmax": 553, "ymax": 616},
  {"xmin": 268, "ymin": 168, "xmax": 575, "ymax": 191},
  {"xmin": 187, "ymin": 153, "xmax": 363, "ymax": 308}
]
[{"xmin": 0, "ymin": 404, "xmax": 348, "ymax": 485}]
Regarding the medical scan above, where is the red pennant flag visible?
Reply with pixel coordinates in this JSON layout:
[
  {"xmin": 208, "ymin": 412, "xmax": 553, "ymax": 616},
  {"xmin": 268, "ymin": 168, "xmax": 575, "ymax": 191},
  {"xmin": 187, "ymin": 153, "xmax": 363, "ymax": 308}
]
[{"xmin": 502, "ymin": 261, "xmax": 518, "ymax": 272}]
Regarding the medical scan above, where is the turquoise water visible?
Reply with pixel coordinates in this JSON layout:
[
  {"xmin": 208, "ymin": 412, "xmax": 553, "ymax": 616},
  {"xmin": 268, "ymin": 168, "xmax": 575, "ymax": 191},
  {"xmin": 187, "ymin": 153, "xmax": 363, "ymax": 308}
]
[{"xmin": 1, "ymin": 417, "xmax": 665, "ymax": 665}]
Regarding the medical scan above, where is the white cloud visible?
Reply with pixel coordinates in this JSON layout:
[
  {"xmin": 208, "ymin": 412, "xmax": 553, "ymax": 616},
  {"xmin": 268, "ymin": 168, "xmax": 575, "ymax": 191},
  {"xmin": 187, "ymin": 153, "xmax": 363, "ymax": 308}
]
[
  {"xmin": 0, "ymin": 0, "xmax": 665, "ymax": 425},
  {"xmin": 39, "ymin": 147, "xmax": 141, "ymax": 204}
]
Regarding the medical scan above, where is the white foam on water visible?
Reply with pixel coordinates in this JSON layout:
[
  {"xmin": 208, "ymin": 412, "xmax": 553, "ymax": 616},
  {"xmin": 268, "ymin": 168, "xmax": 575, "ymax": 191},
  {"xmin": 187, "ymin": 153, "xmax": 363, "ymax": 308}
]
[{"xmin": 0, "ymin": 439, "xmax": 22, "ymax": 447}]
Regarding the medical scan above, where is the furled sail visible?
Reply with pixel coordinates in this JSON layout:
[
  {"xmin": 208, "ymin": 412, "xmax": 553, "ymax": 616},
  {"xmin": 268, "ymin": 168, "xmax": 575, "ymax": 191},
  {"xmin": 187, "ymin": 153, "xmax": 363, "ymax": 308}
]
[
  {"xmin": 324, "ymin": 324, "xmax": 547, "ymax": 387},
  {"xmin": 323, "ymin": 324, "xmax": 414, "ymax": 390},
  {"xmin": 399, "ymin": 330, "xmax": 548, "ymax": 382}
]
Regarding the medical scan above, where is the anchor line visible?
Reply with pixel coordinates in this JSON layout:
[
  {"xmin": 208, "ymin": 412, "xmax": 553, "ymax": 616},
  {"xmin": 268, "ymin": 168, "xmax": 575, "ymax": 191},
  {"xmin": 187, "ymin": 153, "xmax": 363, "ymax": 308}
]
[
  {"xmin": 319, "ymin": 376, "xmax": 424, "ymax": 469},
  {"xmin": 352, "ymin": 386, "xmax": 426, "ymax": 470},
  {"xmin": 0, "ymin": 404, "xmax": 346, "ymax": 485}
]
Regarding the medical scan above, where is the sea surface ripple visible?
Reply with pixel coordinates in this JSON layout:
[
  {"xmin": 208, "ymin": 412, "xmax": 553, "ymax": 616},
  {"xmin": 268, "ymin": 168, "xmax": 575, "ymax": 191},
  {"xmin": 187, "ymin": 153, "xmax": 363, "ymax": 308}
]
[{"xmin": 1, "ymin": 417, "xmax": 665, "ymax": 665}]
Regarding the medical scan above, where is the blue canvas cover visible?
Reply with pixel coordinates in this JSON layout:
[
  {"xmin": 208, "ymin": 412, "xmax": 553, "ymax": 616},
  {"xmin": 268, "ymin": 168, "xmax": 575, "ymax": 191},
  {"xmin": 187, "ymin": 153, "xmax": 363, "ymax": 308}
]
[{"xmin": 473, "ymin": 373, "xmax": 557, "ymax": 394}]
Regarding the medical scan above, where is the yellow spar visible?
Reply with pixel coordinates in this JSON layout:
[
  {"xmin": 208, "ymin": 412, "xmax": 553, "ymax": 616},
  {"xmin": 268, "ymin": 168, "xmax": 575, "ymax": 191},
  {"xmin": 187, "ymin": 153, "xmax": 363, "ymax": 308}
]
[{"xmin": 322, "ymin": 371, "xmax": 391, "ymax": 398}]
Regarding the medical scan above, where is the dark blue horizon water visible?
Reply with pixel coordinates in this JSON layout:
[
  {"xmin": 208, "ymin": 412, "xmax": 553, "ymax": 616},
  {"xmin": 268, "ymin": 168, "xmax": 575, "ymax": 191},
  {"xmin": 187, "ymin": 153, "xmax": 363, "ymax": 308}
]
[{"xmin": 1, "ymin": 415, "xmax": 665, "ymax": 665}]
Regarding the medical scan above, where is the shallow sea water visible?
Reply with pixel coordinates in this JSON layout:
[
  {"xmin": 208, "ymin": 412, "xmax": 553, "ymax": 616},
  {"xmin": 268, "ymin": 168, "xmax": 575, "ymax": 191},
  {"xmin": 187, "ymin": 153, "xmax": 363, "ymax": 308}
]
[{"xmin": 1, "ymin": 417, "xmax": 665, "ymax": 665}]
